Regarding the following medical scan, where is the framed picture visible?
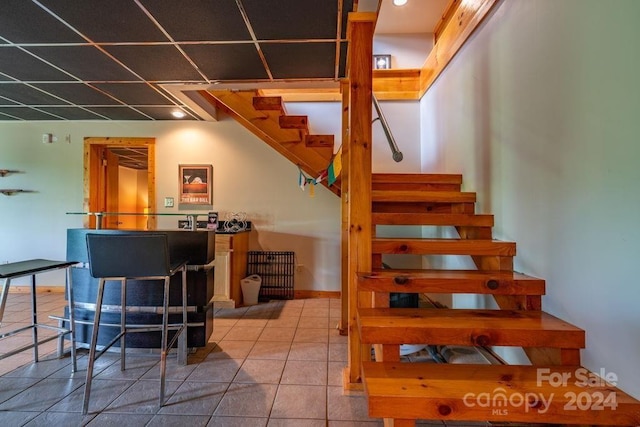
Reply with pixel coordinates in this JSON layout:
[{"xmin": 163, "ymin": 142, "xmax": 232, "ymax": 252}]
[{"xmin": 179, "ymin": 164, "xmax": 212, "ymax": 204}]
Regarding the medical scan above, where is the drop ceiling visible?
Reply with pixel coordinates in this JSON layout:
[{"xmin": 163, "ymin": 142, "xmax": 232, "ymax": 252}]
[
  {"xmin": 0, "ymin": 0, "xmax": 354, "ymax": 121},
  {"xmin": 0, "ymin": 0, "xmax": 449, "ymax": 122}
]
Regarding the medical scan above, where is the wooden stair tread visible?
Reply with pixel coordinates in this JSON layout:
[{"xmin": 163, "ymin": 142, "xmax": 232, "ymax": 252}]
[
  {"xmin": 362, "ymin": 362, "xmax": 640, "ymax": 425},
  {"xmin": 357, "ymin": 269, "xmax": 545, "ymax": 295},
  {"xmin": 373, "ymin": 173, "xmax": 463, "ymax": 184},
  {"xmin": 373, "ymin": 213, "xmax": 494, "ymax": 226},
  {"xmin": 357, "ymin": 308, "xmax": 585, "ymax": 348},
  {"xmin": 372, "ymin": 238, "xmax": 516, "ymax": 256},
  {"xmin": 372, "ymin": 190, "xmax": 476, "ymax": 203}
]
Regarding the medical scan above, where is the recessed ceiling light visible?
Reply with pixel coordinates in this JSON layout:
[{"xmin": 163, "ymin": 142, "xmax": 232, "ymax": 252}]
[
  {"xmin": 171, "ymin": 110, "xmax": 186, "ymax": 118},
  {"xmin": 393, "ymin": 0, "xmax": 408, "ymax": 5}
]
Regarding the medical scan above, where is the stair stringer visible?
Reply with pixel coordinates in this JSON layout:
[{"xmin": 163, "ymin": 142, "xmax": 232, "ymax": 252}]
[{"xmin": 200, "ymin": 89, "xmax": 341, "ymax": 196}]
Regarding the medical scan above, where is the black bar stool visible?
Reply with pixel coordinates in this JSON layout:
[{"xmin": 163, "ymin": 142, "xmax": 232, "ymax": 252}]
[{"xmin": 82, "ymin": 233, "xmax": 188, "ymax": 415}]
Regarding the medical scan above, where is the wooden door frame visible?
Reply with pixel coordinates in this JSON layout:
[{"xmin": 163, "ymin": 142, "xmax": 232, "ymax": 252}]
[{"xmin": 83, "ymin": 137, "xmax": 156, "ymax": 230}]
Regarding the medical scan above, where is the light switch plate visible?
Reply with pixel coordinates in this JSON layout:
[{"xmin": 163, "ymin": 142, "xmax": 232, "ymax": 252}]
[{"xmin": 164, "ymin": 197, "xmax": 174, "ymax": 207}]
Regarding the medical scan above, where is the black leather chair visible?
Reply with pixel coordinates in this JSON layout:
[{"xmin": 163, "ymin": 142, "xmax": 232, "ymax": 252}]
[{"xmin": 82, "ymin": 233, "xmax": 188, "ymax": 415}]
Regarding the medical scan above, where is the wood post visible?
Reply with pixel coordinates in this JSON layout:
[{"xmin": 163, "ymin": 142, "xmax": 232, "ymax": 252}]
[
  {"xmin": 344, "ymin": 12, "xmax": 375, "ymax": 389},
  {"xmin": 340, "ymin": 79, "xmax": 350, "ymax": 335}
]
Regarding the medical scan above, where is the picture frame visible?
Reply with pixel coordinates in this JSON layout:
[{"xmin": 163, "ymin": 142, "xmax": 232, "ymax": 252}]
[{"xmin": 179, "ymin": 164, "xmax": 212, "ymax": 204}]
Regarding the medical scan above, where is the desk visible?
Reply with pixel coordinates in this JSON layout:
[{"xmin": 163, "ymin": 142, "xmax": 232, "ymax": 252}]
[{"xmin": 0, "ymin": 259, "xmax": 77, "ymax": 372}]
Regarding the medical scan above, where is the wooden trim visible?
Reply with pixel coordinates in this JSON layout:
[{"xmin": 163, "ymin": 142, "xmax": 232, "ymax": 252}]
[
  {"xmin": 419, "ymin": 0, "xmax": 499, "ymax": 98},
  {"xmin": 294, "ymin": 290, "xmax": 341, "ymax": 299},
  {"xmin": 433, "ymin": 0, "xmax": 461, "ymax": 42},
  {"xmin": 8, "ymin": 286, "xmax": 64, "ymax": 294},
  {"xmin": 345, "ymin": 12, "xmax": 375, "ymax": 389},
  {"xmin": 83, "ymin": 137, "xmax": 156, "ymax": 230}
]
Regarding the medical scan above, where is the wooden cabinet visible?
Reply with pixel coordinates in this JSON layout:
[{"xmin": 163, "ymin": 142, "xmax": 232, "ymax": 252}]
[{"xmin": 214, "ymin": 231, "xmax": 249, "ymax": 307}]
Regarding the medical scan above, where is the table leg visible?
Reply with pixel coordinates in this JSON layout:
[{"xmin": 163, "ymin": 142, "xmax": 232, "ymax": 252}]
[
  {"xmin": 30, "ymin": 274, "xmax": 39, "ymax": 362},
  {"xmin": 0, "ymin": 278, "xmax": 10, "ymax": 327},
  {"xmin": 66, "ymin": 267, "xmax": 77, "ymax": 372}
]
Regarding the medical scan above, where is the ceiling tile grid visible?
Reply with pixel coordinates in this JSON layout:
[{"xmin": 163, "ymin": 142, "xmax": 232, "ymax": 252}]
[{"xmin": 0, "ymin": 0, "xmax": 354, "ymax": 121}]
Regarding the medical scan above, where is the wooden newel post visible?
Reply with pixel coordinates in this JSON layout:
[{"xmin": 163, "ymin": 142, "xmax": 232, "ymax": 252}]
[{"xmin": 344, "ymin": 12, "xmax": 375, "ymax": 390}]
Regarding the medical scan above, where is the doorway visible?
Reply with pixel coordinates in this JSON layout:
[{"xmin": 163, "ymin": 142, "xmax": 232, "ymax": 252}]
[{"xmin": 83, "ymin": 137, "xmax": 156, "ymax": 230}]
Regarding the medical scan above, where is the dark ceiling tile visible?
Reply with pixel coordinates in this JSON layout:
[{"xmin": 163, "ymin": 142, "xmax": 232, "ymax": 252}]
[
  {"xmin": 0, "ymin": 0, "xmax": 84, "ymax": 43},
  {"xmin": 183, "ymin": 44, "xmax": 268, "ymax": 81},
  {"xmin": 85, "ymin": 106, "xmax": 150, "ymax": 120},
  {"xmin": 338, "ymin": 41, "xmax": 348, "ymax": 78},
  {"xmin": 0, "ymin": 92, "xmax": 19, "ymax": 105},
  {"xmin": 139, "ymin": 0, "xmax": 251, "ymax": 41},
  {"xmin": 0, "ymin": 112, "xmax": 20, "ymax": 120},
  {"xmin": 39, "ymin": 107, "xmax": 105, "ymax": 120},
  {"xmin": 0, "ymin": 83, "xmax": 69, "ymax": 105},
  {"xmin": 262, "ymin": 42, "xmax": 335, "ymax": 79},
  {"xmin": 37, "ymin": 0, "xmax": 166, "ymax": 42},
  {"xmin": 32, "ymin": 83, "xmax": 121, "ymax": 106},
  {"xmin": 103, "ymin": 45, "xmax": 203, "ymax": 81},
  {"xmin": 0, "ymin": 47, "xmax": 75, "ymax": 81},
  {"xmin": 243, "ymin": 0, "xmax": 337, "ymax": 40},
  {"xmin": 342, "ymin": 0, "xmax": 355, "ymax": 39},
  {"xmin": 135, "ymin": 107, "xmax": 194, "ymax": 121},
  {"xmin": 92, "ymin": 83, "xmax": 173, "ymax": 105},
  {"xmin": 0, "ymin": 107, "xmax": 61, "ymax": 120},
  {"xmin": 26, "ymin": 46, "xmax": 138, "ymax": 81}
]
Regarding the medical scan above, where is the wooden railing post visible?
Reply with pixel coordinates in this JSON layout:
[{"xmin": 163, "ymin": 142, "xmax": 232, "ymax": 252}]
[
  {"xmin": 339, "ymin": 79, "xmax": 350, "ymax": 335},
  {"xmin": 344, "ymin": 12, "xmax": 375, "ymax": 390}
]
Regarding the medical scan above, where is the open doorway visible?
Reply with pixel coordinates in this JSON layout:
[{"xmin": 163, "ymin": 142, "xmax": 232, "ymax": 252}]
[{"xmin": 83, "ymin": 137, "xmax": 156, "ymax": 230}]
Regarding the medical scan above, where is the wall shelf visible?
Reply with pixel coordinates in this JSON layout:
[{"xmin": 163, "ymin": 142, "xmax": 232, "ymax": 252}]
[
  {"xmin": 0, "ymin": 170, "xmax": 20, "ymax": 177},
  {"xmin": 0, "ymin": 189, "xmax": 25, "ymax": 196}
]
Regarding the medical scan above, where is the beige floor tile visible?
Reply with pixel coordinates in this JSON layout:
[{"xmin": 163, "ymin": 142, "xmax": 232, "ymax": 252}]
[
  {"xmin": 158, "ymin": 381, "xmax": 228, "ymax": 415},
  {"xmin": 268, "ymin": 419, "xmax": 327, "ymax": 427},
  {"xmin": 208, "ymin": 416, "xmax": 268, "ymax": 427},
  {"xmin": 187, "ymin": 357, "xmax": 242, "ymax": 383},
  {"xmin": 297, "ymin": 316, "xmax": 329, "ymax": 329},
  {"xmin": 209, "ymin": 340, "xmax": 255, "ymax": 359},
  {"xmin": 233, "ymin": 358, "xmax": 285, "ymax": 384},
  {"xmin": 257, "ymin": 327, "xmax": 296, "ymax": 342},
  {"xmin": 329, "ymin": 342, "xmax": 348, "ymax": 362},
  {"xmin": 222, "ymin": 326, "xmax": 264, "ymax": 341},
  {"xmin": 327, "ymin": 385, "xmax": 372, "ymax": 422},
  {"xmin": 280, "ymin": 360, "xmax": 327, "ymax": 385},
  {"xmin": 247, "ymin": 341, "xmax": 291, "ymax": 360},
  {"xmin": 293, "ymin": 328, "xmax": 328, "ymax": 343},
  {"xmin": 328, "ymin": 361, "xmax": 346, "ymax": 387},
  {"xmin": 265, "ymin": 316, "xmax": 300, "ymax": 328},
  {"xmin": 287, "ymin": 342, "xmax": 328, "ymax": 361},
  {"xmin": 301, "ymin": 307, "xmax": 330, "ymax": 318},
  {"xmin": 213, "ymin": 383, "xmax": 278, "ymax": 417},
  {"xmin": 270, "ymin": 384, "xmax": 326, "ymax": 419}
]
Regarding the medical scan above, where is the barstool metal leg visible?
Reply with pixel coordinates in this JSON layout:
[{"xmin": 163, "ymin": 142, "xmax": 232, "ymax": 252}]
[
  {"xmin": 82, "ymin": 277, "xmax": 106, "ymax": 415},
  {"xmin": 178, "ymin": 267, "xmax": 187, "ymax": 365},
  {"xmin": 159, "ymin": 276, "xmax": 170, "ymax": 406},
  {"xmin": 66, "ymin": 267, "xmax": 77, "ymax": 373},
  {"xmin": 120, "ymin": 278, "xmax": 126, "ymax": 371}
]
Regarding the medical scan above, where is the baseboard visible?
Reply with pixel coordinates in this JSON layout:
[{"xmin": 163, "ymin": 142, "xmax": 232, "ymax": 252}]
[
  {"xmin": 294, "ymin": 290, "xmax": 341, "ymax": 299},
  {"xmin": 8, "ymin": 286, "xmax": 64, "ymax": 294}
]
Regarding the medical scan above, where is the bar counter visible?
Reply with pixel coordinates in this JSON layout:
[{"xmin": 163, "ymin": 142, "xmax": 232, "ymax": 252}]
[{"xmin": 66, "ymin": 228, "xmax": 215, "ymax": 349}]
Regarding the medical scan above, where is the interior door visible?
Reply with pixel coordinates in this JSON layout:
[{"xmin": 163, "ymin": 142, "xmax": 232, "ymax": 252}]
[
  {"xmin": 84, "ymin": 137, "xmax": 156, "ymax": 230},
  {"xmin": 104, "ymin": 149, "xmax": 119, "ymax": 228}
]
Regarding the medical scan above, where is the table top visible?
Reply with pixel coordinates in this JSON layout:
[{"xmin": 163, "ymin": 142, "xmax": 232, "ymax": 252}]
[{"xmin": 0, "ymin": 259, "xmax": 76, "ymax": 279}]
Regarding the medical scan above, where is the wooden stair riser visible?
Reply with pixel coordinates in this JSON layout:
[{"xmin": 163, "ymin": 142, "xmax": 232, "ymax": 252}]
[
  {"xmin": 279, "ymin": 115, "xmax": 308, "ymax": 129},
  {"xmin": 373, "ymin": 202, "xmax": 476, "ymax": 214},
  {"xmin": 372, "ymin": 190, "xmax": 476, "ymax": 204},
  {"xmin": 372, "ymin": 182, "xmax": 461, "ymax": 192},
  {"xmin": 372, "ymin": 238, "xmax": 516, "ymax": 257},
  {"xmin": 363, "ymin": 362, "xmax": 640, "ymax": 425},
  {"xmin": 372, "ymin": 213, "xmax": 494, "ymax": 227},
  {"xmin": 357, "ymin": 308, "xmax": 585, "ymax": 349},
  {"xmin": 253, "ymin": 96, "xmax": 283, "ymax": 111},
  {"xmin": 357, "ymin": 270, "xmax": 545, "ymax": 296},
  {"xmin": 373, "ymin": 173, "xmax": 463, "ymax": 185},
  {"xmin": 304, "ymin": 134, "xmax": 335, "ymax": 149}
]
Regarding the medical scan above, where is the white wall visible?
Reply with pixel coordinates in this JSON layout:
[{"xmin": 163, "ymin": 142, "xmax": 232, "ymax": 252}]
[
  {"xmin": 420, "ymin": 0, "xmax": 640, "ymax": 398},
  {"xmin": 0, "ymin": 119, "xmax": 340, "ymax": 291},
  {"xmin": 374, "ymin": 33, "xmax": 434, "ymax": 69}
]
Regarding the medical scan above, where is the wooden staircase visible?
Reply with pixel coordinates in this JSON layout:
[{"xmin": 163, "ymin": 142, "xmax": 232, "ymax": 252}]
[
  {"xmin": 201, "ymin": 89, "xmax": 340, "ymax": 195},
  {"xmin": 356, "ymin": 173, "xmax": 640, "ymax": 426}
]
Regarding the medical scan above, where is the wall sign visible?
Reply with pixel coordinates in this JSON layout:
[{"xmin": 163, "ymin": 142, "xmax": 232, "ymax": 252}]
[{"xmin": 179, "ymin": 164, "xmax": 212, "ymax": 204}]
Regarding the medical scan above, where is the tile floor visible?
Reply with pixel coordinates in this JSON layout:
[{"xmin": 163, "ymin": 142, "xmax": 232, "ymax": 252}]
[{"xmin": 0, "ymin": 292, "xmax": 494, "ymax": 426}]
